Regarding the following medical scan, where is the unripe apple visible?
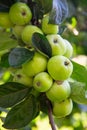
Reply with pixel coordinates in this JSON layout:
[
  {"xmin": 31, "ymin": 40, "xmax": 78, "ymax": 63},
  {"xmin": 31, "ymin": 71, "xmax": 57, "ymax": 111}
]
[
  {"xmin": 47, "ymin": 55, "xmax": 73, "ymax": 80},
  {"xmin": 9, "ymin": 2, "xmax": 32, "ymax": 25},
  {"xmin": 63, "ymin": 39, "xmax": 73, "ymax": 58},
  {"xmin": 42, "ymin": 15, "xmax": 59, "ymax": 34},
  {"xmin": 53, "ymin": 99, "xmax": 73, "ymax": 118},
  {"xmin": 21, "ymin": 25, "xmax": 43, "ymax": 46},
  {"xmin": 22, "ymin": 52, "xmax": 47, "ymax": 77},
  {"xmin": 33, "ymin": 72, "xmax": 53, "ymax": 92},
  {"xmin": 12, "ymin": 25, "xmax": 25, "ymax": 39},
  {"xmin": 46, "ymin": 80, "xmax": 71, "ymax": 102},
  {"xmin": 0, "ymin": 12, "xmax": 13, "ymax": 28},
  {"xmin": 46, "ymin": 34, "xmax": 66, "ymax": 56},
  {"xmin": 13, "ymin": 69, "xmax": 33, "ymax": 87}
]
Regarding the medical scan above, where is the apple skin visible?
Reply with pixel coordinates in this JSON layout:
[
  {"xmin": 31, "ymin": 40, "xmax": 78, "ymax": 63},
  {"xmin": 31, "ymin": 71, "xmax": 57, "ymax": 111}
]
[
  {"xmin": 46, "ymin": 80, "xmax": 71, "ymax": 102},
  {"xmin": 52, "ymin": 99, "xmax": 73, "ymax": 118},
  {"xmin": 46, "ymin": 34, "xmax": 66, "ymax": 56},
  {"xmin": 0, "ymin": 12, "xmax": 13, "ymax": 28},
  {"xmin": 63, "ymin": 39, "xmax": 73, "ymax": 58},
  {"xmin": 47, "ymin": 55, "xmax": 73, "ymax": 80},
  {"xmin": 22, "ymin": 52, "xmax": 47, "ymax": 77},
  {"xmin": 9, "ymin": 2, "xmax": 32, "ymax": 25},
  {"xmin": 12, "ymin": 25, "xmax": 25, "ymax": 39},
  {"xmin": 42, "ymin": 15, "xmax": 59, "ymax": 34},
  {"xmin": 33, "ymin": 72, "xmax": 53, "ymax": 92},
  {"xmin": 13, "ymin": 69, "xmax": 33, "ymax": 87},
  {"xmin": 21, "ymin": 25, "xmax": 43, "ymax": 46}
]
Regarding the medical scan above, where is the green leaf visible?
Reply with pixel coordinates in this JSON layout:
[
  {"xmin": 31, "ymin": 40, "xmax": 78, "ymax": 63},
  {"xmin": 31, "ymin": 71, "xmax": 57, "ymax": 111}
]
[
  {"xmin": 71, "ymin": 61, "xmax": 87, "ymax": 84},
  {"xmin": 0, "ymin": 52, "xmax": 10, "ymax": 68},
  {"xmin": 0, "ymin": 82, "xmax": 30, "ymax": 108},
  {"xmin": 70, "ymin": 81, "xmax": 87, "ymax": 104},
  {"xmin": 49, "ymin": 0, "xmax": 68, "ymax": 24},
  {"xmin": 3, "ymin": 95, "xmax": 39, "ymax": 129},
  {"xmin": 35, "ymin": 0, "xmax": 52, "ymax": 14},
  {"xmin": 32, "ymin": 32, "xmax": 52, "ymax": 57},
  {"xmin": 9, "ymin": 48, "xmax": 35, "ymax": 67},
  {"xmin": 0, "ymin": 30, "xmax": 18, "ymax": 51}
]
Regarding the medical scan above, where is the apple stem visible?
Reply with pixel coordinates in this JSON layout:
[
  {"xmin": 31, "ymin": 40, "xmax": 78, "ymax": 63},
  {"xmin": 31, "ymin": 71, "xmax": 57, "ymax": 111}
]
[{"xmin": 46, "ymin": 99, "xmax": 57, "ymax": 130}]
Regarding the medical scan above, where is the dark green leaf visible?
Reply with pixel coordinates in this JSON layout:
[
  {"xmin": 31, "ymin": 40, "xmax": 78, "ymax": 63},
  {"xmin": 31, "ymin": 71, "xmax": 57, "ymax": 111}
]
[
  {"xmin": 49, "ymin": 0, "xmax": 68, "ymax": 24},
  {"xmin": 70, "ymin": 81, "xmax": 87, "ymax": 104},
  {"xmin": 0, "ymin": 82, "xmax": 30, "ymax": 108},
  {"xmin": 35, "ymin": 0, "xmax": 52, "ymax": 14},
  {"xmin": 71, "ymin": 61, "xmax": 87, "ymax": 84},
  {"xmin": 9, "ymin": 48, "xmax": 35, "ymax": 67},
  {"xmin": 0, "ymin": 52, "xmax": 10, "ymax": 68},
  {"xmin": 3, "ymin": 95, "xmax": 39, "ymax": 129},
  {"xmin": 32, "ymin": 33, "xmax": 52, "ymax": 57}
]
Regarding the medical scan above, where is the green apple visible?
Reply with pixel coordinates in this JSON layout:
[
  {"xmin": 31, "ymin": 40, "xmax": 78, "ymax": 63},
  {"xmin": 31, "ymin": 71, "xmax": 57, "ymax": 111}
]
[
  {"xmin": 41, "ymin": 15, "xmax": 59, "ymax": 34},
  {"xmin": 13, "ymin": 69, "xmax": 33, "ymax": 87},
  {"xmin": 46, "ymin": 80, "xmax": 71, "ymax": 102},
  {"xmin": 33, "ymin": 72, "xmax": 53, "ymax": 92},
  {"xmin": 46, "ymin": 34, "xmax": 66, "ymax": 56},
  {"xmin": 12, "ymin": 25, "xmax": 25, "ymax": 39},
  {"xmin": 53, "ymin": 99, "xmax": 73, "ymax": 118},
  {"xmin": 9, "ymin": 2, "xmax": 32, "ymax": 25},
  {"xmin": 63, "ymin": 39, "xmax": 73, "ymax": 58},
  {"xmin": 47, "ymin": 55, "xmax": 73, "ymax": 80},
  {"xmin": 0, "ymin": 12, "xmax": 13, "ymax": 28},
  {"xmin": 21, "ymin": 25, "xmax": 43, "ymax": 46},
  {"xmin": 22, "ymin": 52, "xmax": 47, "ymax": 77}
]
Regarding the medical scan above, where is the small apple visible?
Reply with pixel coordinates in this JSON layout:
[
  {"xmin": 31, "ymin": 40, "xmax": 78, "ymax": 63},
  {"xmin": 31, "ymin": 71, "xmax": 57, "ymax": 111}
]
[
  {"xmin": 41, "ymin": 15, "xmax": 59, "ymax": 34},
  {"xmin": 9, "ymin": 2, "xmax": 32, "ymax": 25},
  {"xmin": 63, "ymin": 39, "xmax": 73, "ymax": 58},
  {"xmin": 46, "ymin": 34, "xmax": 66, "ymax": 56},
  {"xmin": 33, "ymin": 72, "xmax": 53, "ymax": 92},
  {"xmin": 47, "ymin": 55, "xmax": 73, "ymax": 80},
  {"xmin": 13, "ymin": 69, "xmax": 33, "ymax": 87},
  {"xmin": 12, "ymin": 25, "xmax": 25, "ymax": 39},
  {"xmin": 52, "ymin": 98, "xmax": 73, "ymax": 118},
  {"xmin": 0, "ymin": 12, "xmax": 13, "ymax": 28},
  {"xmin": 46, "ymin": 80, "xmax": 71, "ymax": 102},
  {"xmin": 21, "ymin": 25, "xmax": 43, "ymax": 46},
  {"xmin": 22, "ymin": 52, "xmax": 47, "ymax": 77}
]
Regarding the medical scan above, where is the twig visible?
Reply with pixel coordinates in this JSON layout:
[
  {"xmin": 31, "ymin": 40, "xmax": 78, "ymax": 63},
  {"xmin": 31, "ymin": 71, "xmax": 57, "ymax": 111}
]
[{"xmin": 46, "ymin": 99, "xmax": 57, "ymax": 130}]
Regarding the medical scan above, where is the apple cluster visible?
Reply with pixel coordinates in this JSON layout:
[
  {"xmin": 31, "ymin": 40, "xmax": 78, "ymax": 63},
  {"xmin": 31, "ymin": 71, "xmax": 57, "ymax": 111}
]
[{"xmin": 0, "ymin": 2, "xmax": 74, "ymax": 118}]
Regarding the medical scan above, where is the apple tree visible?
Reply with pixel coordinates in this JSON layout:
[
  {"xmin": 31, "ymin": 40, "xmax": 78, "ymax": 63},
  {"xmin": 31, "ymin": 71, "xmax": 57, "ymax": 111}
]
[{"xmin": 0, "ymin": 0, "xmax": 87, "ymax": 130}]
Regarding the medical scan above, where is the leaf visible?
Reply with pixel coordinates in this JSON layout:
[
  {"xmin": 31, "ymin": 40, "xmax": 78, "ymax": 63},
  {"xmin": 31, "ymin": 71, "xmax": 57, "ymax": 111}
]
[
  {"xmin": 0, "ymin": 30, "xmax": 18, "ymax": 51},
  {"xmin": 70, "ymin": 81, "xmax": 87, "ymax": 104},
  {"xmin": 71, "ymin": 61, "xmax": 87, "ymax": 84},
  {"xmin": 3, "ymin": 95, "xmax": 39, "ymax": 129},
  {"xmin": 35, "ymin": 0, "xmax": 52, "ymax": 14},
  {"xmin": 0, "ymin": 82, "xmax": 31, "ymax": 108},
  {"xmin": 49, "ymin": 0, "xmax": 68, "ymax": 24},
  {"xmin": 0, "ymin": 52, "xmax": 10, "ymax": 68},
  {"xmin": 32, "ymin": 32, "xmax": 52, "ymax": 57},
  {"xmin": 9, "ymin": 48, "xmax": 35, "ymax": 67}
]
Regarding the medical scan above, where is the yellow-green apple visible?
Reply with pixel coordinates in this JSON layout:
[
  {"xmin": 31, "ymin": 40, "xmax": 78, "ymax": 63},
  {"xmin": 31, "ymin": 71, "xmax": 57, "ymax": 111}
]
[
  {"xmin": 63, "ymin": 39, "xmax": 73, "ymax": 58},
  {"xmin": 22, "ymin": 52, "xmax": 47, "ymax": 77},
  {"xmin": 13, "ymin": 69, "xmax": 33, "ymax": 87},
  {"xmin": 52, "ymin": 99, "xmax": 73, "ymax": 118},
  {"xmin": 46, "ymin": 80, "xmax": 71, "ymax": 102},
  {"xmin": 12, "ymin": 25, "xmax": 25, "ymax": 39},
  {"xmin": 47, "ymin": 55, "xmax": 73, "ymax": 80},
  {"xmin": 21, "ymin": 25, "xmax": 43, "ymax": 46},
  {"xmin": 33, "ymin": 72, "xmax": 53, "ymax": 92},
  {"xmin": 46, "ymin": 34, "xmax": 66, "ymax": 56},
  {"xmin": 0, "ymin": 12, "xmax": 13, "ymax": 28},
  {"xmin": 9, "ymin": 2, "xmax": 32, "ymax": 25},
  {"xmin": 41, "ymin": 15, "xmax": 59, "ymax": 34}
]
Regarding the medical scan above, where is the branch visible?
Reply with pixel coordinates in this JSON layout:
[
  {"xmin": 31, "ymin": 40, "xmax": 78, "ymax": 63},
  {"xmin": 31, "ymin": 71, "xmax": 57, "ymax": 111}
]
[{"xmin": 46, "ymin": 99, "xmax": 57, "ymax": 130}]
